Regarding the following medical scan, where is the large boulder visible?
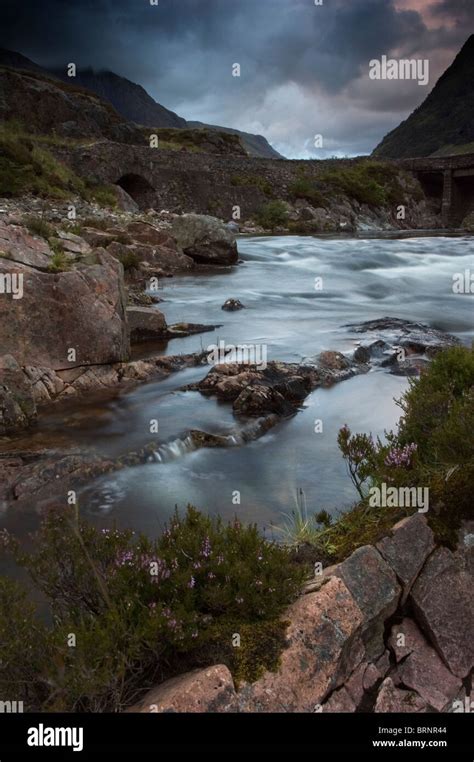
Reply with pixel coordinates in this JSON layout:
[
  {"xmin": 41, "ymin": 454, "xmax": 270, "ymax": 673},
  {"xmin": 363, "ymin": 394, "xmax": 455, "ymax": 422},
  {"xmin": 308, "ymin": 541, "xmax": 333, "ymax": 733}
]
[
  {"xmin": 127, "ymin": 665, "xmax": 238, "ymax": 713},
  {"xmin": 393, "ymin": 636, "xmax": 461, "ymax": 712},
  {"xmin": 238, "ymin": 577, "xmax": 364, "ymax": 712},
  {"xmin": 171, "ymin": 214, "xmax": 238, "ymax": 266},
  {"xmin": 410, "ymin": 547, "xmax": 474, "ymax": 678},
  {"xmin": 0, "ymin": 250, "xmax": 129, "ymax": 370},
  {"xmin": 126, "ymin": 306, "xmax": 167, "ymax": 343},
  {"xmin": 374, "ymin": 677, "xmax": 428, "ymax": 713}
]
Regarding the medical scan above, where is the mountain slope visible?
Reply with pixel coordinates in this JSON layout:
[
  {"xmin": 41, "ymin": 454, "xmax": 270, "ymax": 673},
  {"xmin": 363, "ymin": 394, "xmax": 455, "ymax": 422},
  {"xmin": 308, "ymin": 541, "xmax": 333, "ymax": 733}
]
[
  {"xmin": 373, "ymin": 35, "xmax": 474, "ymax": 158},
  {"xmin": 187, "ymin": 121, "xmax": 282, "ymax": 159},
  {"xmin": 51, "ymin": 67, "xmax": 187, "ymax": 129}
]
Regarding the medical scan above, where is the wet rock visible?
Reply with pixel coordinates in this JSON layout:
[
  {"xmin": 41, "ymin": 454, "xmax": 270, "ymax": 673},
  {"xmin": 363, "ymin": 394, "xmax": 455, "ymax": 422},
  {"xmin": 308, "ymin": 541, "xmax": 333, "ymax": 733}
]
[
  {"xmin": 222, "ymin": 298, "xmax": 245, "ymax": 311},
  {"xmin": 191, "ymin": 361, "xmax": 320, "ymax": 419},
  {"xmin": 126, "ymin": 306, "xmax": 167, "ymax": 343},
  {"xmin": 376, "ymin": 514, "xmax": 435, "ymax": 603},
  {"xmin": 347, "ymin": 317, "xmax": 460, "ymax": 356},
  {"xmin": 374, "ymin": 677, "xmax": 428, "ymax": 713},
  {"xmin": 167, "ymin": 322, "xmax": 221, "ymax": 338},
  {"xmin": 127, "ymin": 665, "xmax": 238, "ymax": 713},
  {"xmin": 238, "ymin": 577, "xmax": 364, "ymax": 712},
  {"xmin": 410, "ymin": 547, "xmax": 474, "ymax": 678},
  {"xmin": 333, "ymin": 546, "xmax": 401, "ymax": 660},
  {"xmin": 171, "ymin": 214, "xmax": 238, "ymax": 266}
]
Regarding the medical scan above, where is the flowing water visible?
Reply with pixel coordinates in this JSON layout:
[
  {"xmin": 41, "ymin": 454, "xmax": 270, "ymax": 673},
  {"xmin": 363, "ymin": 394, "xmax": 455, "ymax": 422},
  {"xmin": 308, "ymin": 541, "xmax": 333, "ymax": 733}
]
[{"xmin": 2, "ymin": 235, "xmax": 473, "ymax": 541}]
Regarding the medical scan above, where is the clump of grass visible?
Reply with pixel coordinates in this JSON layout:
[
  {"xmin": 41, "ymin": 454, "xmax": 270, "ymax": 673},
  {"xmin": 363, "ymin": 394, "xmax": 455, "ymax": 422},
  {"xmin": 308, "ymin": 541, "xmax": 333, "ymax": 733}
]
[
  {"xmin": 272, "ymin": 489, "xmax": 323, "ymax": 546},
  {"xmin": 319, "ymin": 160, "xmax": 404, "ymax": 207},
  {"xmin": 84, "ymin": 183, "xmax": 118, "ymax": 208},
  {"xmin": 23, "ymin": 215, "xmax": 53, "ymax": 240},
  {"xmin": 47, "ymin": 242, "xmax": 69, "ymax": 272}
]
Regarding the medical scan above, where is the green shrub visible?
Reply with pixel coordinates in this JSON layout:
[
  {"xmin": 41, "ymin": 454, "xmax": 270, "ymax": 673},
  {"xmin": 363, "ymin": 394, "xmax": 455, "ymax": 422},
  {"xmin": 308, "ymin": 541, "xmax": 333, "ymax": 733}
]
[
  {"xmin": 0, "ymin": 505, "xmax": 303, "ymax": 711},
  {"xmin": 254, "ymin": 200, "xmax": 289, "ymax": 229},
  {"xmin": 47, "ymin": 243, "xmax": 69, "ymax": 272},
  {"xmin": 85, "ymin": 183, "xmax": 118, "ymax": 208},
  {"xmin": 288, "ymin": 176, "xmax": 325, "ymax": 206},
  {"xmin": 319, "ymin": 160, "xmax": 404, "ymax": 207}
]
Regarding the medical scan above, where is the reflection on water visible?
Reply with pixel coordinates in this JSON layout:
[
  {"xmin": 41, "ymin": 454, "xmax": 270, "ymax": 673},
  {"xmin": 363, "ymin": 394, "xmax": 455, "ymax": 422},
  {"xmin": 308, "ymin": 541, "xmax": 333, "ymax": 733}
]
[{"xmin": 2, "ymin": 235, "xmax": 473, "ymax": 541}]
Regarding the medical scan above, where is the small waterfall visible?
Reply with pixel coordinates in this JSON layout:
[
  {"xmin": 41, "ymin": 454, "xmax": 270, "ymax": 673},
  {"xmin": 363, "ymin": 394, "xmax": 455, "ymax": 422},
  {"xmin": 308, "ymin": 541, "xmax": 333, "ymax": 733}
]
[{"xmin": 151, "ymin": 435, "xmax": 196, "ymax": 463}]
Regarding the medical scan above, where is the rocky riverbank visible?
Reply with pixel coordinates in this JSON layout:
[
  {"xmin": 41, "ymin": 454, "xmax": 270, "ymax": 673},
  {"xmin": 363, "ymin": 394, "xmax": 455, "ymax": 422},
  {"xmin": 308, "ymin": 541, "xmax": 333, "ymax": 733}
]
[{"xmin": 129, "ymin": 514, "xmax": 474, "ymax": 713}]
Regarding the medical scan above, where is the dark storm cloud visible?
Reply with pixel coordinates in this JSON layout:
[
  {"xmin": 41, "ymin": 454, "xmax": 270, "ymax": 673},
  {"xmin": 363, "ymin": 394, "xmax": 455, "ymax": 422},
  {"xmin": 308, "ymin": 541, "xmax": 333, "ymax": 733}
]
[{"xmin": 0, "ymin": 0, "xmax": 470, "ymax": 157}]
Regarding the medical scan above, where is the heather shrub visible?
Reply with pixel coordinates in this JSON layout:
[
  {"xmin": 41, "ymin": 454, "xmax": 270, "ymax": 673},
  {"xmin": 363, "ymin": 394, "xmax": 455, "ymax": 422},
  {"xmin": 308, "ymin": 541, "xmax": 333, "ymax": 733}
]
[
  {"xmin": 0, "ymin": 505, "xmax": 303, "ymax": 711},
  {"xmin": 254, "ymin": 200, "xmax": 289, "ymax": 229}
]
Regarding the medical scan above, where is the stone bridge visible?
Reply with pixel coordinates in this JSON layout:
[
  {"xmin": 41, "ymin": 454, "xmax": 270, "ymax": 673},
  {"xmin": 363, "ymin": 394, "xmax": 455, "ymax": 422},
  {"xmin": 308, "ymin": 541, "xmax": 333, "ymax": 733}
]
[
  {"xmin": 398, "ymin": 154, "xmax": 474, "ymax": 226},
  {"xmin": 55, "ymin": 141, "xmax": 474, "ymax": 227}
]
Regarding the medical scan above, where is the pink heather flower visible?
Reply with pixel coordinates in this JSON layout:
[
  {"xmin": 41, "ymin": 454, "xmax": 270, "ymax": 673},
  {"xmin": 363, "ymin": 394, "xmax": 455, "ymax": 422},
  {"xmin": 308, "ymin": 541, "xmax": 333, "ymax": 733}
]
[
  {"xmin": 216, "ymin": 554, "xmax": 224, "ymax": 565},
  {"xmin": 201, "ymin": 536, "xmax": 212, "ymax": 558},
  {"xmin": 188, "ymin": 576, "xmax": 196, "ymax": 589},
  {"xmin": 191, "ymin": 631, "xmax": 198, "ymax": 639},
  {"xmin": 385, "ymin": 442, "xmax": 418, "ymax": 468},
  {"xmin": 255, "ymin": 580, "xmax": 263, "ymax": 586},
  {"xmin": 193, "ymin": 561, "xmax": 202, "ymax": 570},
  {"xmin": 236, "ymin": 597, "xmax": 244, "ymax": 604},
  {"xmin": 208, "ymin": 572, "xmax": 215, "ymax": 579}
]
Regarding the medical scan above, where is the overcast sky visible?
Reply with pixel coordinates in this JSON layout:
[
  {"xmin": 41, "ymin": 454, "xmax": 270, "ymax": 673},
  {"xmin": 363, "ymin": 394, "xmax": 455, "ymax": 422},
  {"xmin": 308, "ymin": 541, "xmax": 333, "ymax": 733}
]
[{"xmin": 1, "ymin": 0, "xmax": 472, "ymax": 158}]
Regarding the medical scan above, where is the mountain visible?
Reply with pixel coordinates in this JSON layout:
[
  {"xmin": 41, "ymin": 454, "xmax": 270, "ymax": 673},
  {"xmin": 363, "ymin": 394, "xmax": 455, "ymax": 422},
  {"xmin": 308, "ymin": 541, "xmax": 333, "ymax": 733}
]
[
  {"xmin": 187, "ymin": 121, "xmax": 283, "ymax": 159},
  {"xmin": 51, "ymin": 67, "xmax": 187, "ymax": 130},
  {"xmin": 0, "ymin": 47, "xmax": 283, "ymax": 158},
  {"xmin": 373, "ymin": 35, "xmax": 474, "ymax": 158}
]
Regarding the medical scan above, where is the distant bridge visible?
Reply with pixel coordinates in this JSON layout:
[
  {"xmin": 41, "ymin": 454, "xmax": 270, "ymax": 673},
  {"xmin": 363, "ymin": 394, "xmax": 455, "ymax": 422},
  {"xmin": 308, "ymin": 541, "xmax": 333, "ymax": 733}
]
[
  {"xmin": 398, "ymin": 154, "xmax": 474, "ymax": 227},
  {"xmin": 55, "ymin": 142, "xmax": 474, "ymax": 228}
]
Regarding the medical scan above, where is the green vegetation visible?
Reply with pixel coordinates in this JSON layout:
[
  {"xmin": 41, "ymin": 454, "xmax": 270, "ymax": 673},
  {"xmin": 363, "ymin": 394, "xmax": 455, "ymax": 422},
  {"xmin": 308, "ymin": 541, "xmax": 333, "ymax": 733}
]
[
  {"xmin": 319, "ymin": 160, "xmax": 404, "ymax": 206},
  {"xmin": 0, "ymin": 121, "xmax": 117, "ymax": 206},
  {"xmin": 280, "ymin": 345, "xmax": 474, "ymax": 561},
  {"xmin": 24, "ymin": 214, "xmax": 54, "ymax": 240},
  {"xmin": 231, "ymin": 174, "xmax": 273, "ymax": 197},
  {"xmin": 288, "ymin": 174, "xmax": 325, "ymax": 206},
  {"xmin": 254, "ymin": 200, "xmax": 289, "ymax": 229},
  {"xmin": 143, "ymin": 127, "xmax": 243, "ymax": 155},
  {"xmin": 0, "ymin": 506, "xmax": 303, "ymax": 711},
  {"xmin": 47, "ymin": 243, "xmax": 69, "ymax": 272}
]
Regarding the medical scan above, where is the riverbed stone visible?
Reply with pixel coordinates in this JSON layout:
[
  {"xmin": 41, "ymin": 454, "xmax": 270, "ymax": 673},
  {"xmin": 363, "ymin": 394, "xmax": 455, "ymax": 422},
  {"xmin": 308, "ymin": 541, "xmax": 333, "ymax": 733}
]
[
  {"xmin": 410, "ymin": 546, "xmax": 474, "ymax": 678},
  {"xmin": 376, "ymin": 514, "xmax": 435, "ymax": 602},
  {"xmin": 127, "ymin": 665, "xmax": 239, "ymax": 713},
  {"xmin": 0, "ymin": 220, "xmax": 52, "ymax": 269},
  {"xmin": 171, "ymin": 214, "xmax": 238, "ymax": 266},
  {"xmin": 126, "ymin": 306, "xmax": 168, "ymax": 342}
]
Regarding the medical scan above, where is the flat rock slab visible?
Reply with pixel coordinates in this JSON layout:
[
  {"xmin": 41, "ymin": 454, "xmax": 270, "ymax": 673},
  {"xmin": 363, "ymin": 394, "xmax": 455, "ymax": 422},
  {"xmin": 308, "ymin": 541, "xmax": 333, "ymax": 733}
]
[
  {"xmin": 238, "ymin": 576, "xmax": 364, "ymax": 712},
  {"xmin": 377, "ymin": 514, "xmax": 435, "ymax": 602},
  {"xmin": 394, "ymin": 639, "xmax": 461, "ymax": 711},
  {"xmin": 410, "ymin": 547, "xmax": 474, "ymax": 678},
  {"xmin": 127, "ymin": 665, "xmax": 238, "ymax": 713}
]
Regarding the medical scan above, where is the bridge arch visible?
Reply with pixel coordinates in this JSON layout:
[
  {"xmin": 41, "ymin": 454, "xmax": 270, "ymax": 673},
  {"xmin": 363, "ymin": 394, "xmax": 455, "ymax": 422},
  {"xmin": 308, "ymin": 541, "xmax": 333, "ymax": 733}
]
[{"xmin": 115, "ymin": 173, "xmax": 155, "ymax": 209}]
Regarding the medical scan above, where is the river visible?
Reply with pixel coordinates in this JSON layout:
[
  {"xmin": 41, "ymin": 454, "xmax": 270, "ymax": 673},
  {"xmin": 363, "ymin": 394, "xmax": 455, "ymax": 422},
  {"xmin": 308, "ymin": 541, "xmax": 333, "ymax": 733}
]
[{"xmin": 2, "ymin": 234, "xmax": 473, "ymax": 541}]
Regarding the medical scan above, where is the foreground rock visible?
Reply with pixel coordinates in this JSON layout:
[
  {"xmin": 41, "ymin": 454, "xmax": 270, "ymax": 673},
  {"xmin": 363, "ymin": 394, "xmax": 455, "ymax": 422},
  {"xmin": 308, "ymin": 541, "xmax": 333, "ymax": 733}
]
[
  {"xmin": 126, "ymin": 514, "xmax": 472, "ymax": 714},
  {"xmin": 126, "ymin": 306, "xmax": 167, "ymax": 342},
  {"xmin": 171, "ymin": 214, "xmax": 238, "ymax": 266},
  {"xmin": 0, "ymin": 247, "xmax": 129, "ymax": 370}
]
